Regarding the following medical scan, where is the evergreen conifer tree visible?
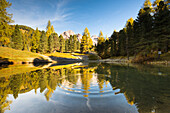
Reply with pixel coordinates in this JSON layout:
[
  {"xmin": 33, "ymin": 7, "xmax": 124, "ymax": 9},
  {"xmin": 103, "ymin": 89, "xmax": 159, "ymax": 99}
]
[
  {"xmin": 52, "ymin": 33, "xmax": 60, "ymax": 52},
  {"xmin": 110, "ymin": 30, "xmax": 118, "ymax": 56},
  {"xmin": 39, "ymin": 31, "xmax": 48, "ymax": 53},
  {"xmin": 59, "ymin": 35, "xmax": 65, "ymax": 53},
  {"xmin": 11, "ymin": 24, "xmax": 23, "ymax": 50},
  {"xmin": 48, "ymin": 35, "xmax": 54, "ymax": 53},
  {"xmin": 0, "ymin": 0, "xmax": 13, "ymax": 46},
  {"xmin": 73, "ymin": 35, "xmax": 77, "ymax": 52},
  {"xmin": 153, "ymin": 1, "xmax": 170, "ymax": 52},
  {"xmin": 31, "ymin": 28, "xmax": 40, "ymax": 52}
]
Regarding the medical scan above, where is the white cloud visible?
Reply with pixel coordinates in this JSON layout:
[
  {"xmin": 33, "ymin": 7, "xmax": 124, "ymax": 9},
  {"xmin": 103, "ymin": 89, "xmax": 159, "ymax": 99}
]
[{"xmin": 9, "ymin": 0, "xmax": 73, "ymax": 30}]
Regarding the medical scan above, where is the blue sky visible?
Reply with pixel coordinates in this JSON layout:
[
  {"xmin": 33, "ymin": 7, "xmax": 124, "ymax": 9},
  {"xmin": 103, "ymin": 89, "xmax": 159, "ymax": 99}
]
[{"xmin": 8, "ymin": 0, "xmax": 154, "ymax": 37}]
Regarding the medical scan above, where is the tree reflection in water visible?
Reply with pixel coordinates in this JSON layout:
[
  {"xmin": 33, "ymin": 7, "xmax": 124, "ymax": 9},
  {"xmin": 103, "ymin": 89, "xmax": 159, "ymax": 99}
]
[{"xmin": 0, "ymin": 63, "xmax": 170, "ymax": 113}]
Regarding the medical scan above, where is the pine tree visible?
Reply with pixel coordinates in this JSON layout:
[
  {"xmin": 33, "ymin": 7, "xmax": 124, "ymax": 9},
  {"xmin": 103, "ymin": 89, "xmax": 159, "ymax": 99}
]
[
  {"xmin": 59, "ymin": 35, "xmax": 65, "ymax": 53},
  {"xmin": 22, "ymin": 31, "xmax": 27, "ymax": 50},
  {"xmin": 11, "ymin": 24, "xmax": 23, "ymax": 50},
  {"xmin": 104, "ymin": 38, "xmax": 111, "ymax": 58},
  {"xmin": 31, "ymin": 27, "xmax": 40, "ymax": 52},
  {"xmin": 0, "ymin": 0, "xmax": 14, "ymax": 45},
  {"xmin": 126, "ymin": 18, "xmax": 134, "ymax": 59},
  {"xmin": 46, "ymin": 20, "xmax": 51, "ymax": 31},
  {"xmin": 73, "ymin": 35, "xmax": 77, "ymax": 52},
  {"xmin": 110, "ymin": 30, "xmax": 118, "ymax": 56},
  {"xmin": 65, "ymin": 39, "xmax": 69, "ymax": 52},
  {"xmin": 51, "ymin": 25, "xmax": 55, "ymax": 33},
  {"xmin": 27, "ymin": 30, "xmax": 33, "ymax": 51},
  {"xmin": 134, "ymin": 5, "xmax": 153, "ymax": 54},
  {"xmin": 97, "ymin": 31, "xmax": 105, "ymax": 57},
  {"xmin": 153, "ymin": 1, "xmax": 170, "ymax": 52},
  {"xmin": 80, "ymin": 34, "xmax": 87, "ymax": 53},
  {"xmin": 31, "ymin": 33, "xmax": 36, "ymax": 52},
  {"xmin": 118, "ymin": 29, "xmax": 127, "ymax": 56},
  {"xmin": 77, "ymin": 41, "xmax": 80, "ymax": 51},
  {"xmin": 23, "ymin": 31, "xmax": 30, "ymax": 51},
  {"xmin": 69, "ymin": 35, "xmax": 73, "ymax": 52},
  {"xmin": 48, "ymin": 35, "xmax": 54, "ymax": 53},
  {"xmin": 39, "ymin": 31, "xmax": 48, "ymax": 53},
  {"xmin": 46, "ymin": 26, "xmax": 52, "ymax": 38},
  {"xmin": 52, "ymin": 33, "xmax": 60, "ymax": 52},
  {"xmin": 94, "ymin": 0, "xmax": 170, "ymax": 60}
]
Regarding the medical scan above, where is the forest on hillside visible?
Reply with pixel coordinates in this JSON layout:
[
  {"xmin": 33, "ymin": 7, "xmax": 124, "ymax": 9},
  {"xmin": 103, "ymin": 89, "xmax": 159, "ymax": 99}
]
[
  {"xmin": 0, "ymin": 0, "xmax": 94, "ymax": 54},
  {"xmin": 96, "ymin": 0, "xmax": 170, "ymax": 62},
  {"xmin": 0, "ymin": 0, "xmax": 169, "ymax": 61}
]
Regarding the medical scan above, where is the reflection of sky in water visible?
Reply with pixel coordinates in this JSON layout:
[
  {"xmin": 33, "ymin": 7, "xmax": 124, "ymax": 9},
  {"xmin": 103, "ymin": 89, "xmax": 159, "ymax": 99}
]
[
  {"xmin": 6, "ymin": 88, "xmax": 138, "ymax": 113},
  {"xmin": 58, "ymin": 74, "xmax": 118, "ymax": 97},
  {"xmin": 5, "ymin": 73, "xmax": 138, "ymax": 113},
  {"xmin": 2, "ymin": 63, "xmax": 170, "ymax": 113}
]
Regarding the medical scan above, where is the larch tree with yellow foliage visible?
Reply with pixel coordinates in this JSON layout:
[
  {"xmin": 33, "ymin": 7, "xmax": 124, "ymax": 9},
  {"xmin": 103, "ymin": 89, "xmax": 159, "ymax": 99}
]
[
  {"xmin": 0, "ymin": 0, "xmax": 14, "ymax": 47},
  {"xmin": 98, "ymin": 31, "xmax": 105, "ymax": 45},
  {"xmin": 81, "ymin": 34, "xmax": 87, "ymax": 53},
  {"xmin": 144, "ymin": 0, "xmax": 152, "ymax": 8},
  {"xmin": 31, "ymin": 27, "xmax": 40, "ymax": 53},
  {"xmin": 46, "ymin": 20, "xmax": 55, "ymax": 38},
  {"xmin": 80, "ymin": 27, "xmax": 93, "ymax": 53},
  {"xmin": 46, "ymin": 26, "xmax": 52, "ymax": 38},
  {"xmin": 51, "ymin": 25, "xmax": 55, "ymax": 33}
]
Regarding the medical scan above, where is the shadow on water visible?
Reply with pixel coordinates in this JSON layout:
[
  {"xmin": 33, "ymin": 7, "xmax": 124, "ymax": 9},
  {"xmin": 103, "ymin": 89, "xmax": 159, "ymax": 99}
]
[
  {"xmin": 0, "ymin": 63, "xmax": 170, "ymax": 113},
  {"xmin": 0, "ymin": 57, "xmax": 13, "ymax": 66},
  {"xmin": 33, "ymin": 62, "xmax": 50, "ymax": 67},
  {"xmin": 49, "ymin": 56, "xmax": 82, "ymax": 63}
]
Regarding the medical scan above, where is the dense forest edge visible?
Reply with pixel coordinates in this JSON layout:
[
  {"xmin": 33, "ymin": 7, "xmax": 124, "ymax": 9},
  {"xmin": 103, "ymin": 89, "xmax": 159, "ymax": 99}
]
[
  {"xmin": 0, "ymin": 0, "xmax": 170, "ymax": 64},
  {"xmin": 96, "ymin": 0, "xmax": 170, "ymax": 63}
]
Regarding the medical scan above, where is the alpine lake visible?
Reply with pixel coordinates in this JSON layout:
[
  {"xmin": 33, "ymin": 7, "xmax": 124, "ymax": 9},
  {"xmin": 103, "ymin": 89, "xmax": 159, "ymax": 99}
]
[{"xmin": 0, "ymin": 62, "xmax": 170, "ymax": 113}]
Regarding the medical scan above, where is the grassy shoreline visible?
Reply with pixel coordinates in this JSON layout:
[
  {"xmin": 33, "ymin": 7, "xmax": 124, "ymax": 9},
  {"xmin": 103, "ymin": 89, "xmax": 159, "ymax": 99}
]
[
  {"xmin": 97, "ymin": 53, "xmax": 170, "ymax": 65},
  {"xmin": 45, "ymin": 52, "xmax": 81, "ymax": 59},
  {"xmin": 0, "ymin": 47, "xmax": 85, "ymax": 64},
  {"xmin": 0, "ymin": 47, "xmax": 169, "ymax": 65},
  {"xmin": 0, "ymin": 47, "xmax": 53, "ymax": 64}
]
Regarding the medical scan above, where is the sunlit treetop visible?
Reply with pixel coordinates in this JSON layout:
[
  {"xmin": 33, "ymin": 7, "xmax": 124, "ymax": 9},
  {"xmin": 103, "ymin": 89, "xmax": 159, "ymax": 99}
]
[
  {"xmin": 51, "ymin": 25, "xmax": 55, "ymax": 33},
  {"xmin": 99, "ymin": 30, "xmax": 104, "ymax": 38},
  {"xmin": 106, "ymin": 35, "xmax": 109, "ymax": 41},
  {"xmin": 139, "ymin": 8, "xmax": 146, "ymax": 15},
  {"xmin": 123, "ymin": 28, "xmax": 127, "ymax": 33},
  {"xmin": 143, "ymin": 0, "xmax": 152, "ymax": 8},
  {"xmin": 46, "ymin": 20, "xmax": 51, "ymax": 31},
  {"xmin": 153, "ymin": 0, "xmax": 163, "ymax": 6},
  {"xmin": 126, "ymin": 17, "xmax": 134, "ymax": 27},
  {"xmin": 98, "ymin": 30, "xmax": 105, "ymax": 45},
  {"xmin": 83, "ymin": 27, "xmax": 90, "ymax": 38}
]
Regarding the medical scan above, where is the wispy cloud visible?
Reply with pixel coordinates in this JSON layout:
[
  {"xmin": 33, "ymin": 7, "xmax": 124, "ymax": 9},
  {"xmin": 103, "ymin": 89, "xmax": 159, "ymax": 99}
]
[
  {"xmin": 51, "ymin": 0, "xmax": 73, "ymax": 22},
  {"xmin": 9, "ymin": 0, "xmax": 73, "ymax": 30}
]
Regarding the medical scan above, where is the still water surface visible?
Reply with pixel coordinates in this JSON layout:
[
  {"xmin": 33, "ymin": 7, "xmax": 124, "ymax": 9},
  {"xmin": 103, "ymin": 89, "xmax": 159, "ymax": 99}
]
[{"xmin": 0, "ymin": 63, "xmax": 170, "ymax": 113}]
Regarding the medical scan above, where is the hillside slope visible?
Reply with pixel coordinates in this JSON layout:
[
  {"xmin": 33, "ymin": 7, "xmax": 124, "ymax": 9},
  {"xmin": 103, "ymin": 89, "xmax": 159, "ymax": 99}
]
[{"xmin": 0, "ymin": 47, "xmax": 53, "ymax": 64}]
